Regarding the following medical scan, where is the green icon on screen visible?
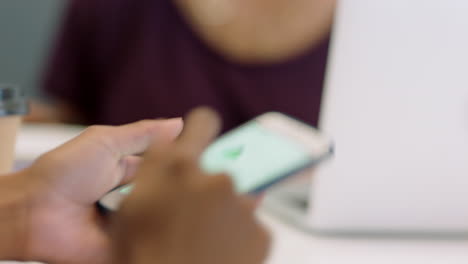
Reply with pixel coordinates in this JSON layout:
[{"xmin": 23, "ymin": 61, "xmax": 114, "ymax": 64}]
[{"xmin": 223, "ymin": 146, "xmax": 244, "ymax": 160}]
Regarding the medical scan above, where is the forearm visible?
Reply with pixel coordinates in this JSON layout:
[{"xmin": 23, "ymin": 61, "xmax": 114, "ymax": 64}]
[{"xmin": 0, "ymin": 172, "xmax": 29, "ymax": 261}]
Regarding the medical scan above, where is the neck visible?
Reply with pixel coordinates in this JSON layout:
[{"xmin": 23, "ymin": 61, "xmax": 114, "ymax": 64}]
[{"xmin": 175, "ymin": 0, "xmax": 336, "ymax": 63}]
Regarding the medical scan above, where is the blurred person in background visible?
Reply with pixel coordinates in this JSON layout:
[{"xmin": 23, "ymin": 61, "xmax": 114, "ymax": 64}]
[{"xmin": 28, "ymin": 0, "xmax": 335, "ymax": 131}]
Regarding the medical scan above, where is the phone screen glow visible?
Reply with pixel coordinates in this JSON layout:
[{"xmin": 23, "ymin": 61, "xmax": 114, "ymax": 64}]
[{"xmin": 201, "ymin": 121, "xmax": 312, "ymax": 193}]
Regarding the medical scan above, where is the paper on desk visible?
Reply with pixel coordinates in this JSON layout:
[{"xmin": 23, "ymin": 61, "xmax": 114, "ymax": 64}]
[{"xmin": 15, "ymin": 124, "xmax": 84, "ymax": 162}]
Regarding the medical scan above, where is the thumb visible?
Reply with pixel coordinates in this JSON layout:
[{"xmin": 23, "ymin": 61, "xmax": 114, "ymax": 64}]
[
  {"xmin": 110, "ymin": 118, "xmax": 184, "ymax": 157},
  {"xmin": 119, "ymin": 155, "xmax": 143, "ymax": 185}
]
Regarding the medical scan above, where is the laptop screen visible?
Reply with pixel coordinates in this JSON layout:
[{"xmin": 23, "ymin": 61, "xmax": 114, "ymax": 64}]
[{"xmin": 312, "ymin": 0, "xmax": 468, "ymax": 233}]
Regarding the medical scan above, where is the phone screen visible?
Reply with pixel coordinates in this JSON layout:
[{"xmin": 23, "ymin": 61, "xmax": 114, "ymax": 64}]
[{"xmin": 200, "ymin": 121, "xmax": 312, "ymax": 193}]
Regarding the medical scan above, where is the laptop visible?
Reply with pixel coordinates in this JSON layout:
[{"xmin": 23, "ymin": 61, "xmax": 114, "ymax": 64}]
[{"xmin": 264, "ymin": 0, "xmax": 468, "ymax": 235}]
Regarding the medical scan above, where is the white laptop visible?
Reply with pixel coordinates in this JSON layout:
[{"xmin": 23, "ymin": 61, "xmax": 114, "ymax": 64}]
[{"xmin": 264, "ymin": 0, "xmax": 468, "ymax": 235}]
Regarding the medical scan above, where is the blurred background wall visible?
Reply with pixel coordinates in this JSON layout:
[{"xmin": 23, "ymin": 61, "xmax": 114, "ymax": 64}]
[{"xmin": 0, "ymin": 0, "xmax": 65, "ymax": 97}]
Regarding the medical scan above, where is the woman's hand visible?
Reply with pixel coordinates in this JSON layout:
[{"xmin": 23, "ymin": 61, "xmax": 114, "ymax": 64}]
[
  {"xmin": 113, "ymin": 108, "xmax": 271, "ymax": 264},
  {"xmin": 18, "ymin": 118, "xmax": 183, "ymax": 264}
]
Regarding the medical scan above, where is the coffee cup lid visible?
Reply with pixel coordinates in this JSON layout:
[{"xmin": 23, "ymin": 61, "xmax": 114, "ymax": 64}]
[{"xmin": 0, "ymin": 85, "xmax": 29, "ymax": 116}]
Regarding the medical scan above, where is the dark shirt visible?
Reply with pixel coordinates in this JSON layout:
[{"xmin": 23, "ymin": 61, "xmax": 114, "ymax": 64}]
[{"xmin": 42, "ymin": 0, "xmax": 329, "ymax": 131}]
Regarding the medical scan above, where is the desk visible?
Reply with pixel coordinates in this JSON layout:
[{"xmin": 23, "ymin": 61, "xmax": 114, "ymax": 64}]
[
  {"xmin": 260, "ymin": 212, "xmax": 468, "ymax": 264},
  {"xmin": 5, "ymin": 124, "xmax": 468, "ymax": 264}
]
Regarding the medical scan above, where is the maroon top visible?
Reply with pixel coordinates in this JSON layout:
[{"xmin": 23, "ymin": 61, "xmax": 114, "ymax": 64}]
[{"xmin": 42, "ymin": 0, "xmax": 329, "ymax": 131}]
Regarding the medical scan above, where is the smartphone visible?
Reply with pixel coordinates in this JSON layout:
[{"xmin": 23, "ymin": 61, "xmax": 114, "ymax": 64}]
[{"xmin": 99, "ymin": 112, "xmax": 333, "ymax": 211}]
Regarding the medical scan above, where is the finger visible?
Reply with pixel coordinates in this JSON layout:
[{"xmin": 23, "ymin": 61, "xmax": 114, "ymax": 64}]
[
  {"xmin": 111, "ymin": 118, "xmax": 183, "ymax": 157},
  {"xmin": 119, "ymin": 155, "xmax": 143, "ymax": 185},
  {"xmin": 177, "ymin": 107, "xmax": 221, "ymax": 157},
  {"xmin": 254, "ymin": 224, "xmax": 272, "ymax": 263},
  {"xmin": 239, "ymin": 196, "xmax": 258, "ymax": 212},
  {"xmin": 107, "ymin": 156, "xmax": 142, "ymax": 190},
  {"xmin": 136, "ymin": 130, "xmax": 176, "ymax": 185},
  {"xmin": 137, "ymin": 109, "xmax": 220, "ymax": 192}
]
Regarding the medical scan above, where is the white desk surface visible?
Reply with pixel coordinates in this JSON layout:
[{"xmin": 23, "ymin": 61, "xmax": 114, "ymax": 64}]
[{"xmin": 5, "ymin": 124, "xmax": 468, "ymax": 264}]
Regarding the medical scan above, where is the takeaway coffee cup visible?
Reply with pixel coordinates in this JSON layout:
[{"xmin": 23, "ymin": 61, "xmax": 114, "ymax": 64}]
[{"xmin": 0, "ymin": 85, "xmax": 28, "ymax": 174}]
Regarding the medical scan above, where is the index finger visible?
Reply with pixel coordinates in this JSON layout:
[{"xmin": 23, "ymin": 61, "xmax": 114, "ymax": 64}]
[{"xmin": 177, "ymin": 107, "xmax": 222, "ymax": 157}]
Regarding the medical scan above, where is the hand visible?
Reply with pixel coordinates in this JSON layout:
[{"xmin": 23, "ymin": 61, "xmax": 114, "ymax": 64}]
[
  {"xmin": 112, "ymin": 108, "xmax": 271, "ymax": 264},
  {"xmin": 19, "ymin": 118, "xmax": 183, "ymax": 264}
]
